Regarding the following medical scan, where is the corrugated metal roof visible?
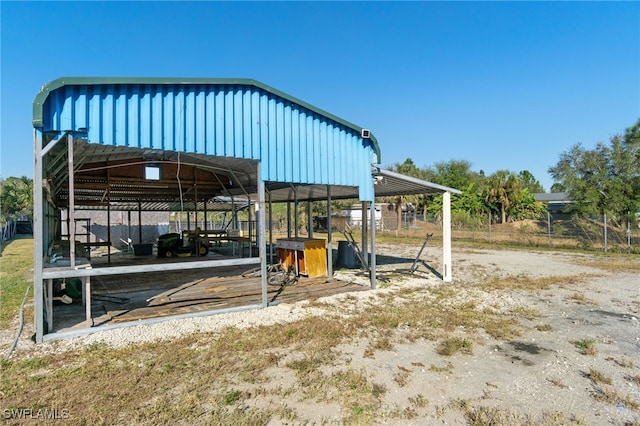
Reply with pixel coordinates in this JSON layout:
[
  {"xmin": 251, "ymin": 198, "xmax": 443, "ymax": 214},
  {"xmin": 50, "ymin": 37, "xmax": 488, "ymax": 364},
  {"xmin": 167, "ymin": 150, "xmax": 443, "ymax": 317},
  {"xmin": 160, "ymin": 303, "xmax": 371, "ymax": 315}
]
[
  {"xmin": 33, "ymin": 78, "xmax": 381, "ymax": 158},
  {"xmin": 34, "ymin": 77, "xmax": 380, "ymax": 202},
  {"xmin": 265, "ymin": 168, "xmax": 461, "ymax": 202}
]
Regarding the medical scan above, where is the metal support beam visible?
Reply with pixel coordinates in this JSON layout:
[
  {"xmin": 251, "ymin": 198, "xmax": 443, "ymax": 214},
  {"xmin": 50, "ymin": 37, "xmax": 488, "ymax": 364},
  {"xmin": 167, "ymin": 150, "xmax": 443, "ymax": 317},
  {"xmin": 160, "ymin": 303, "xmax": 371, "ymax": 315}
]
[
  {"xmin": 287, "ymin": 199, "xmax": 292, "ymax": 239},
  {"xmin": 257, "ymin": 164, "xmax": 268, "ymax": 308},
  {"xmin": 362, "ymin": 201, "xmax": 368, "ymax": 267},
  {"xmin": 294, "ymin": 187, "xmax": 299, "ymax": 238},
  {"xmin": 248, "ymin": 195, "xmax": 253, "ymax": 258},
  {"xmin": 107, "ymin": 202, "xmax": 111, "ymax": 264},
  {"xmin": 138, "ymin": 201, "xmax": 142, "ymax": 244},
  {"xmin": 40, "ymin": 132, "xmax": 65, "ymax": 158},
  {"xmin": 34, "ymin": 129, "xmax": 45, "ymax": 343},
  {"xmin": 327, "ymin": 186, "xmax": 333, "ymax": 277},
  {"xmin": 68, "ymin": 134, "xmax": 76, "ymax": 268},
  {"xmin": 307, "ymin": 200, "xmax": 313, "ymax": 239},
  {"xmin": 268, "ymin": 192, "xmax": 273, "ymax": 264},
  {"xmin": 369, "ymin": 200, "xmax": 377, "ymax": 289},
  {"xmin": 443, "ymin": 191, "xmax": 452, "ymax": 282}
]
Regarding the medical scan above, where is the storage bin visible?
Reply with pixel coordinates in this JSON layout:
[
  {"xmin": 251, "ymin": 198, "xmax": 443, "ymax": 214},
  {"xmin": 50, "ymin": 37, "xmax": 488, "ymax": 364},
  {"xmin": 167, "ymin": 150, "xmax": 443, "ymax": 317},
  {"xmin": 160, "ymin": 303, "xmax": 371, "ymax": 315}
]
[{"xmin": 133, "ymin": 243, "xmax": 153, "ymax": 256}]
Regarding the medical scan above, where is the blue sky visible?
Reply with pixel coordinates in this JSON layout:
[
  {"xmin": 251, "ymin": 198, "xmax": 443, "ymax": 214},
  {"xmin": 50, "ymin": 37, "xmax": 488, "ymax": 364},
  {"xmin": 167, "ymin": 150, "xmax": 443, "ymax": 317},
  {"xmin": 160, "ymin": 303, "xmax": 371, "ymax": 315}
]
[{"xmin": 1, "ymin": 1, "xmax": 639, "ymax": 192}]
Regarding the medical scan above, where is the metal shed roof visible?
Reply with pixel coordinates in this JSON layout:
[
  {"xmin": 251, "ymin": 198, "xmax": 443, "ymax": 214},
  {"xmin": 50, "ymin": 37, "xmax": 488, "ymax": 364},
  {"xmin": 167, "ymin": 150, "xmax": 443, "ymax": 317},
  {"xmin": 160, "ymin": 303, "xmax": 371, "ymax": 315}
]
[
  {"xmin": 32, "ymin": 77, "xmax": 381, "ymax": 159},
  {"xmin": 34, "ymin": 77, "xmax": 382, "ymax": 205},
  {"xmin": 265, "ymin": 167, "xmax": 461, "ymax": 202}
]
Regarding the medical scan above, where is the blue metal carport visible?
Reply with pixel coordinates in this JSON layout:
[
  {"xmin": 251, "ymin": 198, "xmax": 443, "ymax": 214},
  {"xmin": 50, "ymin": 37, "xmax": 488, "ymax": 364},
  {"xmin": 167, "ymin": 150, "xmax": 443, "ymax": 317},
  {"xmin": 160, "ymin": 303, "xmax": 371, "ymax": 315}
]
[{"xmin": 32, "ymin": 77, "xmax": 456, "ymax": 343}]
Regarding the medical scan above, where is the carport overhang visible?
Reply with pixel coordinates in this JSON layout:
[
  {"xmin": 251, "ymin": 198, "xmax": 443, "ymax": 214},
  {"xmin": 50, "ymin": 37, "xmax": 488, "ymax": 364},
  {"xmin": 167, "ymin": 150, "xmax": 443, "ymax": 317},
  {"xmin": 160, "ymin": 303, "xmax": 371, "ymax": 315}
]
[{"xmin": 262, "ymin": 167, "xmax": 461, "ymax": 292}]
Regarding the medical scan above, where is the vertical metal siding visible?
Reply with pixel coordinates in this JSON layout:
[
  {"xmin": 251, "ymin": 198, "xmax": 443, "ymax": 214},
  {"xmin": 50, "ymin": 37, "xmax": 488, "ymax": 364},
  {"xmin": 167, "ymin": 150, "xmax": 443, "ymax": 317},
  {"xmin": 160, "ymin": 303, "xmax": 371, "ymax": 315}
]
[{"xmin": 40, "ymin": 83, "xmax": 376, "ymax": 200}]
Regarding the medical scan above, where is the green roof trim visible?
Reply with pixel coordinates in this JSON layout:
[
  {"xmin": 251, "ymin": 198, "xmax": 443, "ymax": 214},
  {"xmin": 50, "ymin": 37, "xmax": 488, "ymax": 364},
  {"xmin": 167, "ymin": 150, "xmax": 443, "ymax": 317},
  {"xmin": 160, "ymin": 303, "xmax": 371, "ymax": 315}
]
[{"xmin": 33, "ymin": 77, "xmax": 381, "ymax": 162}]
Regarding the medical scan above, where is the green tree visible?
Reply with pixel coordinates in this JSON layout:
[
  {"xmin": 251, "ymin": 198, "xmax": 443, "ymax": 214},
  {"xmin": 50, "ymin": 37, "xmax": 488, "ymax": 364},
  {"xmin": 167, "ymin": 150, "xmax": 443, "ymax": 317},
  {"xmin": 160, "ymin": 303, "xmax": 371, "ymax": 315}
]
[
  {"xmin": 388, "ymin": 158, "xmax": 434, "ymax": 230},
  {"xmin": 0, "ymin": 176, "xmax": 33, "ymax": 222},
  {"xmin": 483, "ymin": 170, "xmax": 520, "ymax": 223},
  {"xmin": 548, "ymin": 119, "xmax": 640, "ymax": 222},
  {"xmin": 505, "ymin": 187, "xmax": 547, "ymax": 220},
  {"xmin": 518, "ymin": 170, "xmax": 544, "ymax": 193},
  {"xmin": 550, "ymin": 182, "xmax": 566, "ymax": 193},
  {"xmin": 432, "ymin": 159, "xmax": 482, "ymax": 191}
]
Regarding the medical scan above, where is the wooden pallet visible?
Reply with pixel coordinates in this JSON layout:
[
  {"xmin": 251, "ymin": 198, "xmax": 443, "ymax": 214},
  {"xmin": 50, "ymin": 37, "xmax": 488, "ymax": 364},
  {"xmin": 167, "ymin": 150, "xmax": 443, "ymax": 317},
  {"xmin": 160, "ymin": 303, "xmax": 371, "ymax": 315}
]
[{"xmin": 103, "ymin": 275, "xmax": 366, "ymax": 323}]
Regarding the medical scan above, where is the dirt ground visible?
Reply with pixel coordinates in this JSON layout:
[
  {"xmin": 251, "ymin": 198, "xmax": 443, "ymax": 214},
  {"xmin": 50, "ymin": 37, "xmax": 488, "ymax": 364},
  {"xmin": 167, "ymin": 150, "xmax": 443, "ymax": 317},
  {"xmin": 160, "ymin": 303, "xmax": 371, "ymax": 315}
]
[
  {"xmin": 2, "ymin": 243, "xmax": 639, "ymax": 425},
  {"xmin": 324, "ymin": 244, "xmax": 640, "ymax": 425}
]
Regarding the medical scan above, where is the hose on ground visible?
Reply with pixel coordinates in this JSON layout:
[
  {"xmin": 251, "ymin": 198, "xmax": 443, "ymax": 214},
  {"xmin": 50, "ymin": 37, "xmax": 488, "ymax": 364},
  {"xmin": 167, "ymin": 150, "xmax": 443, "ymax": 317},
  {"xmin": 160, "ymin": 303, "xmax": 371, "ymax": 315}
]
[{"xmin": 5, "ymin": 284, "xmax": 32, "ymax": 358}]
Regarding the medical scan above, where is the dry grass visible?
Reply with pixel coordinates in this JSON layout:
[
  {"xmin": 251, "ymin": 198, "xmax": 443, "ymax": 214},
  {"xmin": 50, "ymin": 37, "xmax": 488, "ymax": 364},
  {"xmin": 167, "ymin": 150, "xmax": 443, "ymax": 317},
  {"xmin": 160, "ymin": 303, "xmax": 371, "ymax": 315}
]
[
  {"xmin": 394, "ymin": 367, "xmax": 411, "ymax": 387},
  {"xmin": 479, "ymin": 273, "xmax": 600, "ymax": 292},
  {"xmin": 429, "ymin": 362, "xmax": 455, "ymax": 373},
  {"xmin": 573, "ymin": 256, "xmax": 640, "ymax": 273},
  {"xmin": 2, "ymin": 237, "xmax": 636, "ymax": 424},
  {"xmin": 591, "ymin": 386, "xmax": 640, "ymax": 410},
  {"xmin": 0, "ymin": 276, "xmax": 526, "ymax": 424},
  {"xmin": 615, "ymin": 357, "xmax": 635, "ymax": 368},
  {"xmin": 461, "ymin": 405, "xmax": 587, "ymax": 426},
  {"xmin": 548, "ymin": 377, "xmax": 568, "ymax": 389},
  {"xmin": 566, "ymin": 292, "xmax": 597, "ymax": 305},
  {"xmin": 587, "ymin": 368, "xmax": 612, "ymax": 385},
  {"xmin": 436, "ymin": 337, "xmax": 473, "ymax": 356},
  {"xmin": 626, "ymin": 375, "xmax": 640, "ymax": 386},
  {"xmin": 572, "ymin": 338, "xmax": 598, "ymax": 356}
]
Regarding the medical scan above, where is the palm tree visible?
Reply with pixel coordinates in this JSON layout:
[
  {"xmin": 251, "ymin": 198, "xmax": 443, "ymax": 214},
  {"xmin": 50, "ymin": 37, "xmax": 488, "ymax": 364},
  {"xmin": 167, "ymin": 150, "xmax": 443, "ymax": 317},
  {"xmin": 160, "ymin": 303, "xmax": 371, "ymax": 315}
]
[{"xmin": 484, "ymin": 171, "xmax": 520, "ymax": 223}]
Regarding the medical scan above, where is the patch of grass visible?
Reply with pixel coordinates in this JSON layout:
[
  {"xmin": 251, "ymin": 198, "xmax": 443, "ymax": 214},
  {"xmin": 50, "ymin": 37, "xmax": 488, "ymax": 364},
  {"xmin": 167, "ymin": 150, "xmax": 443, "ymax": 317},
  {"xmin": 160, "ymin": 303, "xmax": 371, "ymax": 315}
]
[
  {"xmin": 625, "ymin": 374, "xmax": 640, "ymax": 385},
  {"xmin": 394, "ymin": 366, "xmax": 411, "ymax": 387},
  {"xmin": 587, "ymin": 368, "xmax": 612, "ymax": 385},
  {"xmin": 574, "ymin": 256, "xmax": 640, "ymax": 273},
  {"xmin": 365, "ymin": 335, "xmax": 393, "ymax": 356},
  {"xmin": 566, "ymin": 292, "xmax": 597, "ymax": 305},
  {"xmin": 345, "ymin": 403, "xmax": 378, "ymax": 424},
  {"xmin": 223, "ymin": 389, "xmax": 242, "ymax": 405},
  {"xmin": 208, "ymin": 406, "xmax": 273, "ymax": 425},
  {"xmin": 461, "ymin": 405, "xmax": 587, "ymax": 426},
  {"xmin": 429, "ymin": 362, "xmax": 455, "ymax": 373},
  {"xmin": 437, "ymin": 337, "xmax": 473, "ymax": 356},
  {"xmin": 479, "ymin": 273, "xmax": 599, "ymax": 292},
  {"xmin": 451, "ymin": 398, "xmax": 471, "ymax": 410},
  {"xmin": 615, "ymin": 357, "xmax": 635, "ymax": 368},
  {"xmin": 408, "ymin": 393, "xmax": 428, "ymax": 408},
  {"xmin": 591, "ymin": 386, "xmax": 640, "ymax": 410},
  {"xmin": 0, "ymin": 236, "xmax": 34, "ymax": 328},
  {"xmin": 511, "ymin": 305, "xmax": 540, "ymax": 320},
  {"xmin": 84, "ymin": 341, "xmax": 107, "ymax": 352},
  {"xmin": 535, "ymin": 324, "xmax": 554, "ymax": 332},
  {"xmin": 572, "ymin": 338, "xmax": 597, "ymax": 356},
  {"xmin": 548, "ymin": 377, "xmax": 568, "ymax": 388}
]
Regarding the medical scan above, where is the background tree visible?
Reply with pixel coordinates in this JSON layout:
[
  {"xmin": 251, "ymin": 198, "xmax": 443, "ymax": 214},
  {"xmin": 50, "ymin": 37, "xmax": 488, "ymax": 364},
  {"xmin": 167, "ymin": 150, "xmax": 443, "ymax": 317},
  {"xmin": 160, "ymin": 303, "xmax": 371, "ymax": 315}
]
[
  {"xmin": 548, "ymin": 118, "xmax": 640, "ymax": 224},
  {"xmin": 518, "ymin": 170, "xmax": 544, "ymax": 193},
  {"xmin": 483, "ymin": 170, "xmax": 519, "ymax": 223},
  {"xmin": 550, "ymin": 182, "xmax": 566, "ymax": 193},
  {"xmin": 432, "ymin": 159, "xmax": 481, "ymax": 191},
  {"xmin": 0, "ymin": 176, "xmax": 33, "ymax": 223},
  {"xmin": 388, "ymin": 159, "xmax": 433, "ymax": 232}
]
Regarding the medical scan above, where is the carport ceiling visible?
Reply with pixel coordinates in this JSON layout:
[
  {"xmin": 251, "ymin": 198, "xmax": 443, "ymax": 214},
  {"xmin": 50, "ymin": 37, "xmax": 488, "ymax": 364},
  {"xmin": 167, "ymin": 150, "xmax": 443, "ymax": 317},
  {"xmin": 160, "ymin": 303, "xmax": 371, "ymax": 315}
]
[
  {"xmin": 46, "ymin": 138, "xmax": 259, "ymax": 211},
  {"xmin": 264, "ymin": 168, "xmax": 461, "ymax": 202},
  {"xmin": 47, "ymin": 138, "xmax": 459, "ymax": 211}
]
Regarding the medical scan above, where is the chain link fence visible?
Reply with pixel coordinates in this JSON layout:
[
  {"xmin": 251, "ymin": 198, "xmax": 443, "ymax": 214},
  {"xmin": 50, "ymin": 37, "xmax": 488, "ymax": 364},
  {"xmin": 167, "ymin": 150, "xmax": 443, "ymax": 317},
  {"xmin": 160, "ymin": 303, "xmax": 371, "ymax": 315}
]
[{"xmin": 377, "ymin": 212, "xmax": 640, "ymax": 254}]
